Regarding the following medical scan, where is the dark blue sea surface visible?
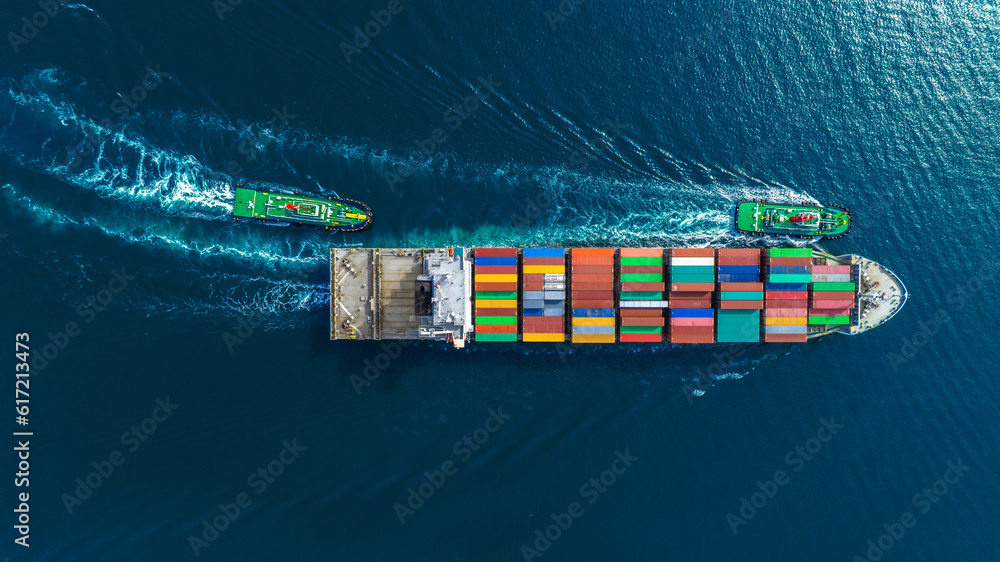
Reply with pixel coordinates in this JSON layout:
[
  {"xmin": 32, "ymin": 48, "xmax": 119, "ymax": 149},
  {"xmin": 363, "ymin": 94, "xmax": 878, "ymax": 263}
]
[{"xmin": 2, "ymin": 0, "xmax": 999, "ymax": 560}]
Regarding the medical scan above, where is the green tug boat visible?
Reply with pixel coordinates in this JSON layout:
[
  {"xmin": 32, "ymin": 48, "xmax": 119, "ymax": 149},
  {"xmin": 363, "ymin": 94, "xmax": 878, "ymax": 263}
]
[
  {"xmin": 232, "ymin": 181, "xmax": 372, "ymax": 231},
  {"xmin": 735, "ymin": 199, "xmax": 851, "ymax": 239}
]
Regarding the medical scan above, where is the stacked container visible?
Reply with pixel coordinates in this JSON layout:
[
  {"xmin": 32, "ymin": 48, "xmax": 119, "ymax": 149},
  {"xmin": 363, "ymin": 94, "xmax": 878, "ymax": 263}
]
[
  {"xmin": 522, "ymin": 248, "xmax": 566, "ymax": 342},
  {"xmin": 618, "ymin": 249, "xmax": 666, "ymax": 342},
  {"xmin": 763, "ymin": 248, "xmax": 812, "ymax": 343},
  {"xmin": 570, "ymin": 248, "xmax": 616, "ymax": 343},
  {"xmin": 668, "ymin": 249, "xmax": 716, "ymax": 343},
  {"xmin": 809, "ymin": 272, "xmax": 856, "ymax": 326},
  {"xmin": 716, "ymin": 248, "xmax": 763, "ymax": 342},
  {"xmin": 473, "ymin": 248, "xmax": 518, "ymax": 342}
]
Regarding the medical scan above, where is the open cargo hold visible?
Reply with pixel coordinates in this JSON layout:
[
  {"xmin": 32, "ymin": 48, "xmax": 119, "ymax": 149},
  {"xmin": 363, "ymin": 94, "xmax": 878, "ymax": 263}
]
[
  {"xmin": 571, "ymin": 248, "xmax": 615, "ymax": 343},
  {"xmin": 474, "ymin": 248, "xmax": 519, "ymax": 342}
]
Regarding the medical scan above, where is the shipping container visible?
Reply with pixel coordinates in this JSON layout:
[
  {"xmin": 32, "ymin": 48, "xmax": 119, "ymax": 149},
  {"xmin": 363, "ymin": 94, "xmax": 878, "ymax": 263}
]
[
  {"xmin": 475, "ymin": 333, "xmax": 519, "ymax": 342},
  {"xmin": 670, "ymin": 257, "xmax": 715, "ymax": 266},
  {"xmin": 572, "ymin": 290, "xmax": 614, "ymax": 300},
  {"xmin": 572, "ymin": 325, "xmax": 616, "ymax": 334},
  {"xmin": 765, "ymin": 299, "xmax": 810, "ymax": 309},
  {"xmin": 808, "ymin": 316, "xmax": 851, "ymax": 325},
  {"xmin": 808, "ymin": 308, "xmax": 853, "ymax": 317},
  {"xmin": 766, "ymin": 257, "xmax": 813, "ymax": 266},
  {"xmin": 620, "ymin": 334, "xmax": 662, "ymax": 342},
  {"xmin": 474, "ymin": 282, "xmax": 518, "ymax": 291},
  {"xmin": 475, "ymin": 324, "xmax": 518, "ymax": 333},
  {"xmin": 620, "ymin": 317, "xmax": 665, "ymax": 326},
  {"xmin": 764, "ymin": 308, "xmax": 809, "ymax": 317},
  {"xmin": 474, "ymin": 248, "xmax": 518, "ymax": 257},
  {"xmin": 475, "ymin": 291, "xmax": 518, "ymax": 300},
  {"xmin": 718, "ymin": 300, "xmax": 765, "ymax": 309},
  {"xmin": 572, "ymin": 308, "xmax": 615, "ymax": 317},
  {"xmin": 719, "ymin": 282, "xmax": 764, "ymax": 291},
  {"xmin": 670, "ymin": 282, "xmax": 715, "ymax": 292},
  {"xmin": 767, "ymin": 274, "xmax": 814, "ymax": 283},
  {"xmin": 669, "ymin": 248, "xmax": 715, "ymax": 257},
  {"xmin": 764, "ymin": 283, "xmax": 809, "ymax": 292},
  {"xmin": 717, "ymin": 265, "xmax": 759, "ymax": 274},
  {"xmin": 811, "ymin": 265, "xmax": 851, "ymax": 274},
  {"xmin": 622, "ymin": 282, "xmax": 666, "ymax": 291},
  {"xmin": 810, "ymin": 274, "xmax": 852, "ymax": 283},
  {"xmin": 811, "ymin": 299, "xmax": 855, "ymax": 309},
  {"xmin": 763, "ymin": 325, "xmax": 808, "ymax": 334},
  {"xmin": 811, "ymin": 282, "xmax": 856, "ymax": 292},
  {"xmin": 619, "ymin": 248, "xmax": 663, "ymax": 257},
  {"xmin": 476, "ymin": 316, "xmax": 518, "ymax": 325},
  {"xmin": 717, "ymin": 274, "xmax": 760, "ymax": 282},
  {"xmin": 717, "ymin": 248, "xmax": 762, "ymax": 258},
  {"xmin": 572, "ymin": 334, "xmax": 616, "ymax": 343},
  {"xmin": 717, "ymin": 257, "xmax": 760, "ymax": 266},
  {"xmin": 719, "ymin": 291, "xmax": 765, "ymax": 300},
  {"xmin": 671, "ymin": 317, "xmax": 715, "ymax": 327},
  {"xmin": 620, "ymin": 265, "xmax": 663, "ymax": 274},
  {"xmin": 571, "ymin": 300, "xmax": 615, "ymax": 309},
  {"xmin": 620, "ymin": 256, "xmax": 663, "ymax": 266},
  {"xmin": 763, "ymin": 333, "xmax": 808, "ymax": 343},
  {"xmin": 474, "ymin": 257, "xmax": 518, "ymax": 266},
  {"xmin": 765, "ymin": 291, "xmax": 808, "ymax": 300},
  {"xmin": 522, "ymin": 333, "xmax": 565, "ymax": 342},
  {"xmin": 764, "ymin": 317, "xmax": 807, "ymax": 326}
]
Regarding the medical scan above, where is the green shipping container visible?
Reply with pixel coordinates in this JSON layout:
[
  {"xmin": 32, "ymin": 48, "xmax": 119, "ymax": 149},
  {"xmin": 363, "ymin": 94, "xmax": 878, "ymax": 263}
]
[
  {"xmin": 808, "ymin": 316, "xmax": 851, "ymax": 325},
  {"xmin": 475, "ymin": 291, "xmax": 518, "ymax": 300},
  {"xmin": 475, "ymin": 316, "xmax": 518, "ymax": 325},
  {"xmin": 620, "ymin": 257, "xmax": 663, "ymax": 266},
  {"xmin": 768, "ymin": 274, "xmax": 814, "ymax": 283},
  {"xmin": 718, "ymin": 291, "xmax": 764, "ymax": 301},
  {"xmin": 767, "ymin": 248, "xmax": 813, "ymax": 258},
  {"xmin": 620, "ymin": 325, "xmax": 663, "ymax": 334},
  {"xmin": 621, "ymin": 274, "xmax": 663, "ymax": 282},
  {"xmin": 476, "ymin": 333, "xmax": 519, "ymax": 342},
  {"xmin": 620, "ymin": 291, "xmax": 664, "ymax": 300},
  {"xmin": 717, "ymin": 309, "xmax": 760, "ymax": 318},
  {"xmin": 811, "ymin": 282, "xmax": 856, "ymax": 292}
]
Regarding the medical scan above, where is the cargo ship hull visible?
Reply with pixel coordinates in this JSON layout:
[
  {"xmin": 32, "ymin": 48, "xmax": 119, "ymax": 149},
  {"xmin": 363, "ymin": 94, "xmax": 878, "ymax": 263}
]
[
  {"xmin": 735, "ymin": 200, "xmax": 851, "ymax": 239},
  {"xmin": 233, "ymin": 184, "xmax": 372, "ymax": 231},
  {"xmin": 330, "ymin": 247, "xmax": 905, "ymax": 347}
]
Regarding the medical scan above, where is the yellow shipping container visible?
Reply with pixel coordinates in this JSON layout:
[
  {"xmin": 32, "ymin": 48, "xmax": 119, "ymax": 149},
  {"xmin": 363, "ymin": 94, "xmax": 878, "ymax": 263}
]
[
  {"xmin": 476, "ymin": 299, "xmax": 517, "ymax": 309},
  {"xmin": 764, "ymin": 317, "xmax": 807, "ymax": 326},
  {"xmin": 476, "ymin": 274, "xmax": 518, "ymax": 283},
  {"xmin": 522, "ymin": 265, "xmax": 565, "ymax": 274},
  {"xmin": 522, "ymin": 333, "xmax": 565, "ymax": 342},
  {"xmin": 572, "ymin": 334, "xmax": 616, "ymax": 344},
  {"xmin": 572, "ymin": 317, "xmax": 615, "ymax": 326}
]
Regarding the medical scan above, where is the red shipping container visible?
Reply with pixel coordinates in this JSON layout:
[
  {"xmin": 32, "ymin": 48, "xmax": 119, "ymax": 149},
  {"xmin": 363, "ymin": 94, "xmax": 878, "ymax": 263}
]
[
  {"xmin": 475, "ymin": 265, "xmax": 518, "ymax": 274},
  {"xmin": 522, "ymin": 316, "xmax": 564, "ymax": 324},
  {"xmin": 571, "ymin": 257, "xmax": 614, "ymax": 265},
  {"xmin": 620, "ymin": 334, "xmax": 662, "ymax": 342},
  {"xmin": 571, "ymin": 291, "xmax": 614, "ymax": 299},
  {"xmin": 620, "ymin": 249, "xmax": 663, "ymax": 257},
  {"xmin": 809, "ymin": 308, "xmax": 853, "ymax": 317},
  {"xmin": 522, "ymin": 257, "xmax": 565, "ymax": 265},
  {"xmin": 767, "ymin": 257, "xmax": 812, "ymax": 266},
  {"xmin": 669, "ymin": 300, "xmax": 711, "ymax": 308},
  {"xmin": 811, "ymin": 299, "xmax": 855, "ymax": 309},
  {"xmin": 718, "ymin": 300, "xmax": 764, "ymax": 309},
  {"xmin": 670, "ymin": 335, "xmax": 715, "ymax": 343},
  {"xmin": 622, "ymin": 282, "xmax": 666, "ymax": 291},
  {"xmin": 476, "ymin": 324, "xmax": 517, "ymax": 333},
  {"xmin": 572, "ymin": 291, "xmax": 615, "ymax": 301},
  {"xmin": 670, "ymin": 326, "xmax": 714, "ymax": 335},
  {"xmin": 572, "ymin": 248, "xmax": 614, "ymax": 257},
  {"xmin": 475, "ymin": 283, "xmax": 518, "ymax": 291},
  {"xmin": 571, "ymin": 300, "xmax": 615, "ymax": 309},
  {"xmin": 523, "ymin": 283, "xmax": 545, "ymax": 291},
  {"xmin": 670, "ymin": 283, "xmax": 714, "ymax": 292},
  {"xmin": 670, "ymin": 291, "xmax": 712, "ymax": 299},
  {"xmin": 523, "ymin": 325, "xmax": 564, "ymax": 334},
  {"xmin": 669, "ymin": 248, "xmax": 715, "ymax": 257},
  {"xmin": 764, "ymin": 308, "xmax": 808, "ymax": 317},
  {"xmin": 717, "ymin": 248, "xmax": 761, "ymax": 258},
  {"xmin": 719, "ymin": 282, "xmax": 764, "ymax": 291},
  {"xmin": 717, "ymin": 257, "xmax": 760, "ymax": 266},
  {"xmin": 523, "ymin": 274, "xmax": 545, "ymax": 282},
  {"xmin": 766, "ymin": 299, "xmax": 808, "ymax": 309},
  {"xmin": 810, "ymin": 291, "xmax": 854, "ymax": 300},
  {"xmin": 475, "ymin": 308, "xmax": 517, "ymax": 317},
  {"xmin": 619, "ymin": 309, "xmax": 664, "ymax": 317},
  {"xmin": 671, "ymin": 318, "xmax": 715, "ymax": 327},
  {"xmin": 812, "ymin": 265, "xmax": 851, "ymax": 274},
  {"xmin": 474, "ymin": 248, "xmax": 517, "ymax": 257},
  {"xmin": 575, "ymin": 282, "xmax": 611, "ymax": 291},
  {"xmin": 766, "ymin": 291, "xmax": 808, "ymax": 300},
  {"xmin": 571, "ymin": 266, "xmax": 612, "ymax": 273},
  {"xmin": 574, "ymin": 274, "xmax": 615, "ymax": 283},
  {"xmin": 764, "ymin": 334, "xmax": 808, "ymax": 343},
  {"xmin": 619, "ymin": 265, "xmax": 662, "ymax": 274},
  {"xmin": 620, "ymin": 317, "xmax": 665, "ymax": 326}
]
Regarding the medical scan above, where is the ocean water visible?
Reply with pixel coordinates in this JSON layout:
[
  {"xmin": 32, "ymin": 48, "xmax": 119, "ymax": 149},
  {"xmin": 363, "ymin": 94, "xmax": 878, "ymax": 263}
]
[{"xmin": 2, "ymin": 0, "xmax": 999, "ymax": 560}]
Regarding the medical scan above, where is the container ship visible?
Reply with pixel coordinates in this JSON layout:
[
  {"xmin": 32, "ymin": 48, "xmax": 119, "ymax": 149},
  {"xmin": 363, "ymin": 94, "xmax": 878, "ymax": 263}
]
[
  {"xmin": 735, "ymin": 200, "xmax": 851, "ymax": 239},
  {"xmin": 233, "ymin": 183, "xmax": 372, "ymax": 231},
  {"xmin": 331, "ymin": 247, "xmax": 906, "ymax": 348}
]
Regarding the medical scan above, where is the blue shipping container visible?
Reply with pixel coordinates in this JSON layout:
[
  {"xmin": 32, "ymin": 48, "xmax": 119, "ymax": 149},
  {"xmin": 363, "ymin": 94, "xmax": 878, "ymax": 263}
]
[
  {"xmin": 572, "ymin": 308, "xmax": 615, "ymax": 318},
  {"xmin": 523, "ymin": 248, "xmax": 565, "ymax": 257},
  {"xmin": 475, "ymin": 256, "xmax": 517, "ymax": 266},
  {"xmin": 670, "ymin": 309, "xmax": 715, "ymax": 318}
]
